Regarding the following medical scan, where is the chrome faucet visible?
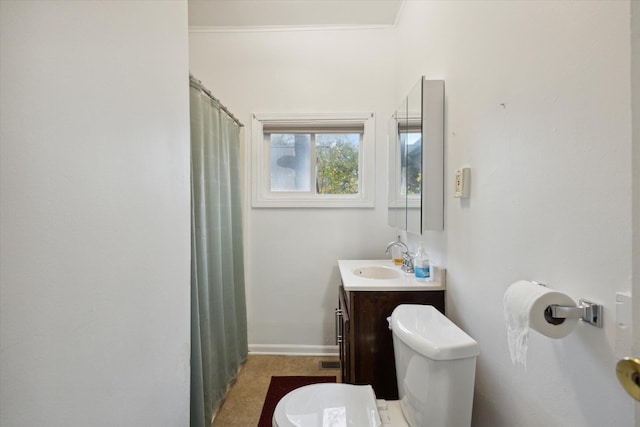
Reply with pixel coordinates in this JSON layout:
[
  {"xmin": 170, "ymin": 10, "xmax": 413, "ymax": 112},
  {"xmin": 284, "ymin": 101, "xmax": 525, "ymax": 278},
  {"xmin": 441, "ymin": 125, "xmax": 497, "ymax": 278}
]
[
  {"xmin": 385, "ymin": 236, "xmax": 414, "ymax": 273},
  {"xmin": 385, "ymin": 235, "xmax": 409, "ymax": 254}
]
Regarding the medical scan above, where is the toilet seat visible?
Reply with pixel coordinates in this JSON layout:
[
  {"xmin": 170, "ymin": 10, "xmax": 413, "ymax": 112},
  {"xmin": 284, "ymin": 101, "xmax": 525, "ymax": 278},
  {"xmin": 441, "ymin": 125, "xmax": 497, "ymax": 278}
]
[{"xmin": 272, "ymin": 383, "xmax": 382, "ymax": 427}]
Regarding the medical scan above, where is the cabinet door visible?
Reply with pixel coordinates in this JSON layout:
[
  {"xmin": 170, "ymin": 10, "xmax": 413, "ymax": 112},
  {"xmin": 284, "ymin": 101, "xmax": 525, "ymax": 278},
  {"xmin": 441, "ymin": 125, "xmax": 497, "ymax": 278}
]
[{"xmin": 338, "ymin": 286, "xmax": 351, "ymax": 383}]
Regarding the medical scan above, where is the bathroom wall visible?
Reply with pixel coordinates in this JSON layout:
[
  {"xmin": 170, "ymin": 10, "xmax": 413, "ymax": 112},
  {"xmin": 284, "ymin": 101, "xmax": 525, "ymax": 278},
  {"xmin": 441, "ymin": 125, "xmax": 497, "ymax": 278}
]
[
  {"xmin": 189, "ymin": 28, "xmax": 397, "ymax": 352},
  {"xmin": 395, "ymin": 1, "xmax": 632, "ymax": 425},
  {"xmin": 632, "ymin": 0, "xmax": 640, "ymax": 422},
  {"xmin": 189, "ymin": 1, "xmax": 633, "ymax": 423},
  {"xmin": 0, "ymin": 1, "xmax": 191, "ymax": 426}
]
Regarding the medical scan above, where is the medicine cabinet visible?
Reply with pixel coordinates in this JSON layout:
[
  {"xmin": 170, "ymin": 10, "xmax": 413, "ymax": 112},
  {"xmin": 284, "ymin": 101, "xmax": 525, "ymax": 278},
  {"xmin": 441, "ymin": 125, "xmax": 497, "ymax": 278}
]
[{"xmin": 388, "ymin": 77, "xmax": 444, "ymax": 234}]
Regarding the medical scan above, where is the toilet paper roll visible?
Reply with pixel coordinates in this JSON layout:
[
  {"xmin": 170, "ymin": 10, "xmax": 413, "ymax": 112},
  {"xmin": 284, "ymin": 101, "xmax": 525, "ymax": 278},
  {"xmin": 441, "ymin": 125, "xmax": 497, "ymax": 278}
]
[
  {"xmin": 504, "ymin": 280, "xmax": 579, "ymax": 339},
  {"xmin": 504, "ymin": 280, "xmax": 579, "ymax": 366}
]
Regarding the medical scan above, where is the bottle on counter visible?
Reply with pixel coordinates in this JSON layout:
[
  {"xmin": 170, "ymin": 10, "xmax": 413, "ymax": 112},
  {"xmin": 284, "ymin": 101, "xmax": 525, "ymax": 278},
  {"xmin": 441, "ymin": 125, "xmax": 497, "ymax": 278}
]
[{"xmin": 413, "ymin": 244, "xmax": 431, "ymax": 281}]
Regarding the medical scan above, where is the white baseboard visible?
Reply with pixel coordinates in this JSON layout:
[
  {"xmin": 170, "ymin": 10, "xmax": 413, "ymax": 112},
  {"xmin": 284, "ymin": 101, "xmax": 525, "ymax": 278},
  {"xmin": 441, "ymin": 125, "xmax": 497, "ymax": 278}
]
[{"xmin": 248, "ymin": 344, "xmax": 339, "ymax": 356}]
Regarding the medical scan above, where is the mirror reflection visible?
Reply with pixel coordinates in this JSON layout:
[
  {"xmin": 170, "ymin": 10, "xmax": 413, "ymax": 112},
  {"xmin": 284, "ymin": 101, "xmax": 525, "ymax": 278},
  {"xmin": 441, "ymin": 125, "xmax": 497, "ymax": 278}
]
[
  {"xmin": 405, "ymin": 78, "xmax": 422, "ymax": 233},
  {"xmin": 387, "ymin": 111, "xmax": 406, "ymax": 230},
  {"xmin": 388, "ymin": 77, "xmax": 444, "ymax": 234}
]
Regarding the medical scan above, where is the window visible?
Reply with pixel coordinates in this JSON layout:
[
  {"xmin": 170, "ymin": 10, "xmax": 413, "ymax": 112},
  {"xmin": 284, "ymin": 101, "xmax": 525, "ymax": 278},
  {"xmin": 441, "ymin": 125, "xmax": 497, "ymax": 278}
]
[
  {"xmin": 251, "ymin": 113, "xmax": 375, "ymax": 208},
  {"xmin": 399, "ymin": 126, "xmax": 422, "ymax": 197},
  {"xmin": 398, "ymin": 119, "xmax": 422, "ymax": 208},
  {"xmin": 388, "ymin": 117, "xmax": 421, "ymax": 209}
]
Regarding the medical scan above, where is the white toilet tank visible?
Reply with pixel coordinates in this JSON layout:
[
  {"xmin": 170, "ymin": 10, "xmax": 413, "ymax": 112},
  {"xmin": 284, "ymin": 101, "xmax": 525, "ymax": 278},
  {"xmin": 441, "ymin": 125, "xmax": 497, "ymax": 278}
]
[{"xmin": 389, "ymin": 305, "xmax": 479, "ymax": 427}]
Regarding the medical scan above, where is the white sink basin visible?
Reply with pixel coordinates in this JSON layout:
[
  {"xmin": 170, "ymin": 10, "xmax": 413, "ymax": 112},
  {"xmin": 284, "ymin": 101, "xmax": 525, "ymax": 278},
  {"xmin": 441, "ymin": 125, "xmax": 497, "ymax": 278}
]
[
  {"xmin": 339, "ymin": 260, "xmax": 446, "ymax": 292},
  {"xmin": 353, "ymin": 266, "xmax": 402, "ymax": 280}
]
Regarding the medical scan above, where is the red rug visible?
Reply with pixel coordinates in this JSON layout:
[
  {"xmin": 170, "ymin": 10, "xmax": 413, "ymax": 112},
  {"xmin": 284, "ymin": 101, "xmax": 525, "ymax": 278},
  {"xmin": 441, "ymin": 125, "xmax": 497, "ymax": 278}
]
[{"xmin": 258, "ymin": 375, "xmax": 336, "ymax": 427}]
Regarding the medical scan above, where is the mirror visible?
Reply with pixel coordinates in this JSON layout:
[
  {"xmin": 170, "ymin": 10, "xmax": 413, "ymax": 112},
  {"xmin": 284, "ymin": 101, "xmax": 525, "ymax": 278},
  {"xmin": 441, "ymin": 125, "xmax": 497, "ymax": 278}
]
[
  {"xmin": 388, "ymin": 77, "xmax": 444, "ymax": 233},
  {"xmin": 387, "ymin": 97, "xmax": 407, "ymax": 229},
  {"xmin": 406, "ymin": 79, "xmax": 423, "ymax": 233}
]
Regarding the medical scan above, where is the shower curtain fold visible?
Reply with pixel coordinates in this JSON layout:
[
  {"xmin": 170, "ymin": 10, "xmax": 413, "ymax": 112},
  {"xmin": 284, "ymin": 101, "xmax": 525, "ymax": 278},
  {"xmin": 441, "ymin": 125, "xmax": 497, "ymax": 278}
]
[{"xmin": 189, "ymin": 81, "xmax": 247, "ymax": 427}]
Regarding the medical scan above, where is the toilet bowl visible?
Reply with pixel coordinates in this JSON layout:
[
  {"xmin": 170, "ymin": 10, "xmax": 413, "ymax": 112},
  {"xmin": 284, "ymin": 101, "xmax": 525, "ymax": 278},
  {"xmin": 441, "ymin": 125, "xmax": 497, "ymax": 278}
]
[
  {"xmin": 272, "ymin": 383, "xmax": 384, "ymax": 427},
  {"xmin": 272, "ymin": 305, "xmax": 479, "ymax": 427}
]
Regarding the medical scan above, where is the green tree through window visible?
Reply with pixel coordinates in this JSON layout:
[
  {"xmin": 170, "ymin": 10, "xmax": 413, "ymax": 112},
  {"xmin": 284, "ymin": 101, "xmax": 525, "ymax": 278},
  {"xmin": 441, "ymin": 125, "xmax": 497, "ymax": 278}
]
[
  {"xmin": 315, "ymin": 134, "xmax": 359, "ymax": 195},
  {"xmin": 254, "ymin": 113, "xmax": 374, "ymax": 207}
]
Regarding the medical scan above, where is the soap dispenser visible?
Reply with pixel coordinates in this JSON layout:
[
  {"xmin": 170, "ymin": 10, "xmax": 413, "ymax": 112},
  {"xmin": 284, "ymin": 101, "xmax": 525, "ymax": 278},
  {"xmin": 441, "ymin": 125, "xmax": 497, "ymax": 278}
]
[{"xmin": 413, "ymin": 244, "xmax": 431, "ymax": 281}]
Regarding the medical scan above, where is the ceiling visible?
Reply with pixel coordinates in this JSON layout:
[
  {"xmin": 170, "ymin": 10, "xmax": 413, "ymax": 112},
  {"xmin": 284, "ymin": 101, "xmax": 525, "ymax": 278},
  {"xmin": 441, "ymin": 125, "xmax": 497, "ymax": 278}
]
[{"xmin": 188, "ymin": 0, "xmax": 405, "ymax": 30}]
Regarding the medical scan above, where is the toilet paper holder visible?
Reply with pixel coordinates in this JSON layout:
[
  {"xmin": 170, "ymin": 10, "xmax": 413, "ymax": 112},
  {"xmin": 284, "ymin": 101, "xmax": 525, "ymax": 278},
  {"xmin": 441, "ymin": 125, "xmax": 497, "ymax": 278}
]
[
  {"xmin": 532, "ymin": 281, "xmax": 603, "ymax": 328},
  {"xmin": 544, "ymin": 298, "xmax": 603, "ymax": 328}
]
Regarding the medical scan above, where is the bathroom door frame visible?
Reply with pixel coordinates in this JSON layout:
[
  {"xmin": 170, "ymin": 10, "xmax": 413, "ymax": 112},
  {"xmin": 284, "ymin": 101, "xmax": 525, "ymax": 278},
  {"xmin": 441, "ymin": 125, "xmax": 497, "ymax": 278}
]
[{"xmin": 632, "ymin": 1, "xmax": 639, "ymax": 425}]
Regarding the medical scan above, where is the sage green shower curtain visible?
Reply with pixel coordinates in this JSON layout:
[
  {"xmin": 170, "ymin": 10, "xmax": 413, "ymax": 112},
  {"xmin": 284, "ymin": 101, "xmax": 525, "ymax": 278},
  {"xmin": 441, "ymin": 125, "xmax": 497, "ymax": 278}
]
[{"xmin": 190, "ymin": 79, "xmax": 248, "ymax": 427}]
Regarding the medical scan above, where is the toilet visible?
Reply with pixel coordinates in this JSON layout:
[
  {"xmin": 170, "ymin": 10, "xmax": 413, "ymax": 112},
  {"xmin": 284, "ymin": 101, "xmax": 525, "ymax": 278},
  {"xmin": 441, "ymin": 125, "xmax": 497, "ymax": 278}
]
[{"xmin": 272, "ymin": 304, "xmax": 480, "ymax": 427}]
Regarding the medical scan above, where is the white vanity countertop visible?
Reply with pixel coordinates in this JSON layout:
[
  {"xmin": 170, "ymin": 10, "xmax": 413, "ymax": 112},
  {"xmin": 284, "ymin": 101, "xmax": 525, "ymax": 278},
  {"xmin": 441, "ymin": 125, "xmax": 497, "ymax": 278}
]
[{"xmin": 338, "ymin": 259, "xmax": 446, "ymax": 292}]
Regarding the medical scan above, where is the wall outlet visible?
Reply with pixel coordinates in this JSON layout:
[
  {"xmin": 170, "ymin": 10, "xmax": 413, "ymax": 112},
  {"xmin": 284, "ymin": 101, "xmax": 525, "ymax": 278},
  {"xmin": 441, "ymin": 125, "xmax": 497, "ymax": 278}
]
[
  {"xmin": 454, "ymin": 167, "xmax": 470, "ymax": 198},
  {"xmin": 615, "ymin": 291, "xmax": 632, "ymax": 359}
]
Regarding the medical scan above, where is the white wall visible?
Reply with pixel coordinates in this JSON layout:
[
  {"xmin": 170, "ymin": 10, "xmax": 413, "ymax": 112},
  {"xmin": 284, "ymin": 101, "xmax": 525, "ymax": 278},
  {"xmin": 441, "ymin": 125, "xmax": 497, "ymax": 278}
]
[
  {"xmin": 189, "ymin": 0, "xmax": 634, "ymax": 424},
  {"xmin": 0, "ymin": 2, "xmax": 191, "ymax": 426},
  {"xmin": 396, "ymin": 1, "xmax": 632, "ymax": 425},
  {"xmin": 189, "ymin": 28, "xmax": 397, "ymax": 352}
]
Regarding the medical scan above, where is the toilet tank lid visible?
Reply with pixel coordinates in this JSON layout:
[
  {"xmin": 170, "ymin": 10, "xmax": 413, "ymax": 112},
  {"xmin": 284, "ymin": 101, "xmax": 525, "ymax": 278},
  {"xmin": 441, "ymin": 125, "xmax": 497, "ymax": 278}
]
[{"xmin": 390, "ymin": 305, "xmax": 479, "ymax": 360}]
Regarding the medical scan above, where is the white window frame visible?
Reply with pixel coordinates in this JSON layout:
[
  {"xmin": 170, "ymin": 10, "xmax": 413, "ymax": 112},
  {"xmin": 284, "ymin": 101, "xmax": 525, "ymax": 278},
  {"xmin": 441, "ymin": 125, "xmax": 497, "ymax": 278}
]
[{"xmin": 251, "ymin": 113, "xmax": 375, "ymax": 208}]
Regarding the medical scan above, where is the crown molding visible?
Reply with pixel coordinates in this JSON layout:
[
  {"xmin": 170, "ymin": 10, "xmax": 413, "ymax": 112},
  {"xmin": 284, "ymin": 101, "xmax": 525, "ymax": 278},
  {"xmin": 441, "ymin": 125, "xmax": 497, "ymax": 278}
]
[{"xmin": 189, "ymin": 23, "xmax": 395, "ymax": 33}]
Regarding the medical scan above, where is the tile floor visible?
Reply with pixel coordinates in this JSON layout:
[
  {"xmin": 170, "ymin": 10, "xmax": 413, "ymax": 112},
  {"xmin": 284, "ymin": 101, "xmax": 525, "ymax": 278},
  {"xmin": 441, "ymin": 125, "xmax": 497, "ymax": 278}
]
[{"xmin": 211, "ymin": 354, "xmax": 341, "ymax": 426}]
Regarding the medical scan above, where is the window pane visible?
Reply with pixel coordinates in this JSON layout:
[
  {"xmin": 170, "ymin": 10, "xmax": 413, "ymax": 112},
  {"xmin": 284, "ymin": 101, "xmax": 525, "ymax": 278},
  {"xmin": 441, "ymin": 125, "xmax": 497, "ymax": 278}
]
[
  {"xmin": 315, "ymin": 133, "xmax": 359, "ymax": 195},
  {"xmin": 270, "ymin": 134, "xmax": 311, "ymax": 192},
  {"xmin": 400, "ymin": 132, "xmax": 422, "ymax": 196}
]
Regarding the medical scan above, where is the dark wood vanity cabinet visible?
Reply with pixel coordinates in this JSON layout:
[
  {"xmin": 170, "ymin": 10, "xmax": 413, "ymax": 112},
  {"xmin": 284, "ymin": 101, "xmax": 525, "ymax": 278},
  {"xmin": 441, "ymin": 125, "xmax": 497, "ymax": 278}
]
[
  {"xmin": 337, "ymin": 285, "xmax": 445, "ymax": 400},
  {"xmin": 337, "ymin": 286, "xmax": 351, "ymax": 384}
]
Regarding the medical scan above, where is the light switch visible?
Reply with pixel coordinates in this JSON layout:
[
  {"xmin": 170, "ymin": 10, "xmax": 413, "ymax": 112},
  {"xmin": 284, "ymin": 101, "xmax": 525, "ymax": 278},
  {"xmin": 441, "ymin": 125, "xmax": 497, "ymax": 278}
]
[{"xmin": 454, "ymin": 167, "xmax": 470, "ymax": 198}]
